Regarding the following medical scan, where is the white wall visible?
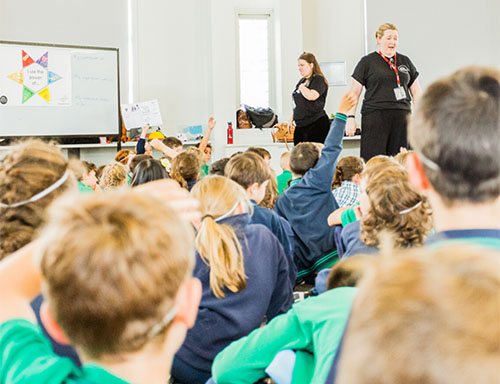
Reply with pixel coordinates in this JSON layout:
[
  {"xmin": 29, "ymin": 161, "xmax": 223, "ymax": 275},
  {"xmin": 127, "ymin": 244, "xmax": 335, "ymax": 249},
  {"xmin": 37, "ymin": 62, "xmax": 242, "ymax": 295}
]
[
  {"xmin": 366, "ymin": 0, "xmax": 500, "ymax": 88},
  {"xmin": 136, "ymin": 0, "xmax": 213, "ymax": 134},
  {"xmin": 0, "ymin": 0, "xmax": 131, "ymax": 105}
]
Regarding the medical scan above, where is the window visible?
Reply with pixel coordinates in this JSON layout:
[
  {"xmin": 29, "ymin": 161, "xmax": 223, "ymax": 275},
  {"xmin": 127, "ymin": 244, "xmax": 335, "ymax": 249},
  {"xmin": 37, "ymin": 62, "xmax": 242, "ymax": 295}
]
[{"xmin": 237, "ymin": 14, "xmax": 274, "ymax": 108}]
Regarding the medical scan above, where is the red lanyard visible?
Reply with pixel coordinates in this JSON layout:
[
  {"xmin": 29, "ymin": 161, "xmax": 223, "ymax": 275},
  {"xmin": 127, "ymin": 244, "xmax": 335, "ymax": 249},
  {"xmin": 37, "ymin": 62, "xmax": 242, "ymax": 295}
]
[{"xmin": 378, "ymin": 51, "xmax": 400, "ymax": 87}]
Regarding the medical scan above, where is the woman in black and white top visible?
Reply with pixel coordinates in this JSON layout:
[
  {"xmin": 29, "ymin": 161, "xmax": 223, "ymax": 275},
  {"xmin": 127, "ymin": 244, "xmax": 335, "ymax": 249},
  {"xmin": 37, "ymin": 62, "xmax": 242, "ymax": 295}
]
[
  {"xmin": 292, "ymin": 52, "xmax": 330, "ymax": 146},
  {"xmin": 346, "ymin": 23, "xmax": 422, "ymax": 161}
]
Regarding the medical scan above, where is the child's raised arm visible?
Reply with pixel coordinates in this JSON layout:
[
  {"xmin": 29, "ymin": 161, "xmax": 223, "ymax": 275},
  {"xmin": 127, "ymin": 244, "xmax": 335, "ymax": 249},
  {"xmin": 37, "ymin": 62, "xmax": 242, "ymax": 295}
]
[
  {"xmin": 150, "ymin": 138, "xmax": 180, "ymax": 159},
  {"xmin": 198, "ymin": 117, "xmax": 216, "ymax": 153},
  {"xmin": 0, "ymin": 242, "xmax": 41, "ymax": 324}
]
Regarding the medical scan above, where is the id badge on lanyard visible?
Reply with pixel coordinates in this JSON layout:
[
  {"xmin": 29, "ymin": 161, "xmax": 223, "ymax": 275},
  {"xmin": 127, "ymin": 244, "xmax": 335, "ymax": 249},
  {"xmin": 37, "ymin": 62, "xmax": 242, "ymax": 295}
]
[{"xmin": 378, "ymin": 51, "xmax": 406, "ymax": 100}]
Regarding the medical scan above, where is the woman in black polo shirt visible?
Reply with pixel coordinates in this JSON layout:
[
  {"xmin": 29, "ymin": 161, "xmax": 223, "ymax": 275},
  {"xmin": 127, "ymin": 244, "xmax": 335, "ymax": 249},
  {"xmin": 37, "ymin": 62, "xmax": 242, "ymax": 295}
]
[
  {"xmin": 346, "ymin": 23, "xmax": 422, "ymax": 160},
  {"xmin": 292, "ymin": 52, "xmax": 329, "ymax": 145}
]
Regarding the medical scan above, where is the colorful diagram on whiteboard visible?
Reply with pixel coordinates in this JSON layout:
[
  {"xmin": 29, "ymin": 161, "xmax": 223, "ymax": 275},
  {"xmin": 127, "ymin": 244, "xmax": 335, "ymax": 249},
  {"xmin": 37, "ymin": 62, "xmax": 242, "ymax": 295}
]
[
  {"xmin": 7, "ymin": 50, "xmax": 63, "ymax": 104},
  {"xmin": 0, "ymin": 45, "xmax": 71, "ymax": 107}
]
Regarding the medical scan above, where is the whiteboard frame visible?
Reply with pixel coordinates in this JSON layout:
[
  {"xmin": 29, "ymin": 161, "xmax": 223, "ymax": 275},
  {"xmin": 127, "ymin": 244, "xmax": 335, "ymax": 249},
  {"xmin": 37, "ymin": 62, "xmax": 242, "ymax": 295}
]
[{"xmin": 0, "ymin": 40, "xmax": 121, "ymax": 139}]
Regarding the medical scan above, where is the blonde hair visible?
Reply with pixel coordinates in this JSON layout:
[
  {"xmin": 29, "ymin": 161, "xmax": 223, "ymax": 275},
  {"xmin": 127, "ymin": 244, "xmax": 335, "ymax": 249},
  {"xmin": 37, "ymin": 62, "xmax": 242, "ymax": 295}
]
[
  {"xmin": 190, "ymin": 176, "xmax": 250, "ymax": 298},
  {"xmin": 337, "ymin": 245, "xmax": 500, "ymax": 384},
  {"xmin": 100, "ymin": 163, "xmax": 128, "ymax": 189},
  {"xmin": 360, "ymin": 163, "xmax": 433, "ymax": 248},
  {"xmin": 0, "ymin": 140, "xmax": 78, "ymax": 260},
  {"xmin": 38, "ymin": 190, "xmax": 195, "ymax": 359},
  {"xmin": 375, "ymin": 23, "xmax": 398, "ymax": 39},
  {"xmin": 280, "ymin": 152, "xmax": 290, "ymax": 170}
]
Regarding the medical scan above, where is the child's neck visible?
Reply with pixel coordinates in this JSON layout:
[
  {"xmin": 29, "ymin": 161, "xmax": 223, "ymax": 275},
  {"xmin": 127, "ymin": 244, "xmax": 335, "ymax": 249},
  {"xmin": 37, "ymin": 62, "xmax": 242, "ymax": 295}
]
[
  {"xmin": 430, "ymin": 193, "xmax": 500, "ymax": 231},
  {"xmin": 86, "ymin": 334, "xmax": 178, "ymax": 384}
]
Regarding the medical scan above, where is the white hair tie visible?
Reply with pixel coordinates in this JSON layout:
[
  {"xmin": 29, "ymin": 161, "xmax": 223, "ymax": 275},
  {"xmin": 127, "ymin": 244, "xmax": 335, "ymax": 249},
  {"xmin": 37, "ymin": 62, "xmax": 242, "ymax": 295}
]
[{"xmin": 0, "ymin": 170, "xmax": 71, "ymax": 208}]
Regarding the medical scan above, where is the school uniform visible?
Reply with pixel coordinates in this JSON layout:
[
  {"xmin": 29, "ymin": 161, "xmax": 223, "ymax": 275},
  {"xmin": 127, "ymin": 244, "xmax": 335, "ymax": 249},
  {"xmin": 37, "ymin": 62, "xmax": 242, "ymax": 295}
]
[
  {"xmin": 172, "ymin": 213, "xmax": 293, "ymax": 383},
  {"xmin": 250, "ymin": 200, "xmax": 296, "ymax": 285},
  {"xmin": 212, "ymin": 287, "xmax": 356, "ymax": 384},
  {"xmin": 0, "ymin": 319, "xmax": 126, "ymax": 383},
  {"xmin": 274, "ymin": 116, "xmax": 346, "ymax": 282}
]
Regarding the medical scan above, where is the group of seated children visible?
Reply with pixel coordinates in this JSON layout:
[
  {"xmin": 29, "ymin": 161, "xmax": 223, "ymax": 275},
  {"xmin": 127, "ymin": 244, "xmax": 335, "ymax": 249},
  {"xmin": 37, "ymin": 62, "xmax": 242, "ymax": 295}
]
[{"xmin": 0, "ymin": 65, "xmax": 498, "ymax": 384}]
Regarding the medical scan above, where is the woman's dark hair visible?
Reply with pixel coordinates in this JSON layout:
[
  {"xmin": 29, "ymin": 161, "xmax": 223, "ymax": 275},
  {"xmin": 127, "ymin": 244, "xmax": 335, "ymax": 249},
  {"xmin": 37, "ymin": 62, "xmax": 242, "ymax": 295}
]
[
  {"xmin": 298, "ymin": 52, "xmax": 329, "ymax": 86},
  {"xmin": 130, "ymin": 159, "xmax": 168, "ymax": 187}
]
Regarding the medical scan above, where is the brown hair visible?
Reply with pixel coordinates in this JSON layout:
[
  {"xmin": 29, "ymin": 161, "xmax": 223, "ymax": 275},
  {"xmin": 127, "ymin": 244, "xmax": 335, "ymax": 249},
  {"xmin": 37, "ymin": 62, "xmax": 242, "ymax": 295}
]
[
  {"xmin": 100, "ymin": 163, "xmax": 128, "ymax": 189},
  {"xmin": 164, "ymin": 137, "xmax": 183, "ymax": 149},
  {"xmin": 225, "ymin": 152, "xmax": 270, "ymax": 189},
  {"xmin": 337, "ymin": 245, "xmax": 500, "ymax": 384},
  {"xmin": 375, "ymin": 23, "xmax": 398, "ymax": 39},
  {"xmin": 298, "ymin": 52, "xmax": 328, "ymax": 86},
  {"xmin": 38, "ymin": 190, "xmax": 195, "ymax": 359},
  {"xmin": 332, "ymin": 156, "xmax": 365, "ymax": 189},
  {"xmin": 170, "ymin": 151, "xmax": 202, "ymax": 190},
  {"xmin": 0, "ymin": 140, "xmax": 77, "ymax": 260},
  {"xmin": 360, "ymin": 163, "xmax": 433, "ymax": 248},
  {"xmin": 290, "ymin": 142, "xmax": 320, "ymax": 176},
  {"xmin": 246, "ymin": 146, "xmax": 271, "ymax": 160},
  {"xmin": 326, "ymin": 254, "xmax": 374, "ymax": 290},
  {"xmin": 129, "ymin": 154, "xmax": 153, "ymax": 174},
  {"xmin": 209, "ymin": 157, "xmax": 230, "ymax": 176},
  {"xmin": 190, "ymin": 176, "xmax": 249, "ymax": 298},
  {"xmin": 115, "ymin": 149, "xmax": 136, "ymax": 166},
  {"xmin": 409, "ymin": 66, "xmax": 500, "ymax": 205},
  {"xmin": 259, "ymin": 171, "xmax": 279, "ymax": 209}
]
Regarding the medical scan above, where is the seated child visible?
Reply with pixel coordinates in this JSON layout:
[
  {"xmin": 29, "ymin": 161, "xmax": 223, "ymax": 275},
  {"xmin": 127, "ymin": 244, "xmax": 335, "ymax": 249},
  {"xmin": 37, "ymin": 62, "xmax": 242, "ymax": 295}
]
[
  {"xmin": 212, "ymin": 257, "xmax": 366, "ymax": 383},
  {"xmin": 99, "ymin": 163, "xmax": 128, "ymax": 189},
  {"xmin": 129, "ymin": 154, "xmax": 153, "ymax": 175},
  {"xmin": 172, "ymin": 176, "xmax": 293, "ymax": 384},
  {"xmin": 316, "ymin": 162, "xmax": 433, "ymax": 293},
  {"xmin": 170, "ymin": 151, "xmax": 202, "ymax": 191},
  {"xmin": 225, "ymin": 152, "xmax": 296, "ymax": 284},
  {"xmin": 274, "ymin": 92, "xmax": 356, "ymax": 282},
  {"xmin": 246, "ymin": 146, "xmax": 271, "ymax": 167},
  {"xmin": 332, "ymin": 156, "xmax": 364, "ymax": 208},
  {"xmin": 277, "ymin": 151, "xmax": 292, "ymax": 195},
  {"xmin": 114, "ymin": 149, "xmax": 136, "ymax": 168},
  {"xmin": 342, "ymin": 162, "xmax": 433, "ymax": 258},
  {"xmin": 331, "ymin": 245, "xmax": 500, "ymax": 384},
  {"xmin": 327, "ymin": 155, "xmax": 394, "ymax": 228},
  {"xmin": 130, "ymin": 158, "xmax": 169, "ymax": 187},
  {"xmin": 0, "ymin": 139, "xmax": 77, "ymax": 260},
  {"xmin": 78, "ymin": 161, "xmax": 99, "ymax": 193},
  {"xmin": 0, "ymin": 185, "xmax": 203, "ymax": 384}
]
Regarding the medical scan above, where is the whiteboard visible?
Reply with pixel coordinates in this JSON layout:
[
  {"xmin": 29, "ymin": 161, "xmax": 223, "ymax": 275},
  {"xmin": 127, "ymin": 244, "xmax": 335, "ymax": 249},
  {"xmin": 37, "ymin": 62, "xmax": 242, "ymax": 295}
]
[{"xmin": 0, "ymin": 41, "xmax": 120, "ymax": 137}]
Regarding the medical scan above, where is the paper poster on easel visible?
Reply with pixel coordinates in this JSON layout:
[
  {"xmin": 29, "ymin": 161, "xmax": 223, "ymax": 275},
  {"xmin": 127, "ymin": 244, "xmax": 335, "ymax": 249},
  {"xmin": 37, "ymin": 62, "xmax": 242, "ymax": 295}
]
[{"xmin": 0, "ymin": 45, "xmax": 72, "ymax": 106}]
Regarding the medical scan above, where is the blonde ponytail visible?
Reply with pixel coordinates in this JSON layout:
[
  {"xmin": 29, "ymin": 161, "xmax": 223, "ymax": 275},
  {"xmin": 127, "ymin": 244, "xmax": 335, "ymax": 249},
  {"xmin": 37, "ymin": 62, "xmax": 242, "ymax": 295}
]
[
  {"xmin": 196, "ymin": 217, "xmax": 246, "ymax": 298},
  {"xmin": 191, "ymin": 176, "xmax": 250, "ymax": 298}
]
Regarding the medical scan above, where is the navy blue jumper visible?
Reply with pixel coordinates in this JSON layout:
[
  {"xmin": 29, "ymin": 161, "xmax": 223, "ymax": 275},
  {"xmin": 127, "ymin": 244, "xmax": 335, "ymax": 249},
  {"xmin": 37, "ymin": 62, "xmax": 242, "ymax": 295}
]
[
  {"xmin": 274, "ymin": 116, "xmax": 346, "ymax": 282},
  {"xmin": 174, "ymin": 213, "xmax": 293, "ymax": 375}
]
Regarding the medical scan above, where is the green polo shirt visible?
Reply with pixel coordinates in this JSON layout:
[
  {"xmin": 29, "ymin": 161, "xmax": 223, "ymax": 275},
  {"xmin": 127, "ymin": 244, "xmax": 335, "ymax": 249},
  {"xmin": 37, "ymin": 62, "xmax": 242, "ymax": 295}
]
[
  {"xmin": 277, "ymin": 170, "xmax": 292, "ymax": 195},
  {"xmin": 0, "ymin": 319, "xmax": 128, "ymax": 384}
]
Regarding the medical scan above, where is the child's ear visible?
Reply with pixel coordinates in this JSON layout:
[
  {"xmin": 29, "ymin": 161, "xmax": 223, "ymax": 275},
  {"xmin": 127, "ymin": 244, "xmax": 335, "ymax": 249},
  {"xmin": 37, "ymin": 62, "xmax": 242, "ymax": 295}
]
[
  {"xmin": 174, "ymin": 278, "xmax": 202, "ymax": 329},
  {"xmin": 407, "ymin": 153, "xmax": 430, "ymax": 191},
  {"xmin": 246, "ymin": 183, "xmax": 260, "ymax": 198},
  {"xmin": 352, "ymin": 173, "xmax": 361, "ymax": 185},
  {"xmin": 40, "ymin": 301, "xmax": 71, "ymax": 345}
]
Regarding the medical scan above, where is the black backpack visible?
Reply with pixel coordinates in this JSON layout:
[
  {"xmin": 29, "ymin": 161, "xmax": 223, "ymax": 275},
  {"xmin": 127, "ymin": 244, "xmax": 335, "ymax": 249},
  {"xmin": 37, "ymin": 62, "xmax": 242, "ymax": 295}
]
[{"xmin": 241, "ymin": 105, "xmax": 278, "ymax": 128}]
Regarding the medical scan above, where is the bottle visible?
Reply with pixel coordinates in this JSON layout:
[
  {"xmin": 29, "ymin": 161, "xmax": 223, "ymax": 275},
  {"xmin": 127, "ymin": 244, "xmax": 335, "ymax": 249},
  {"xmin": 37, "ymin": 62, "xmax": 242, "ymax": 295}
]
[{"xmin": 227, "ymin": 122, "xmax": 233, "ymax": 144}]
